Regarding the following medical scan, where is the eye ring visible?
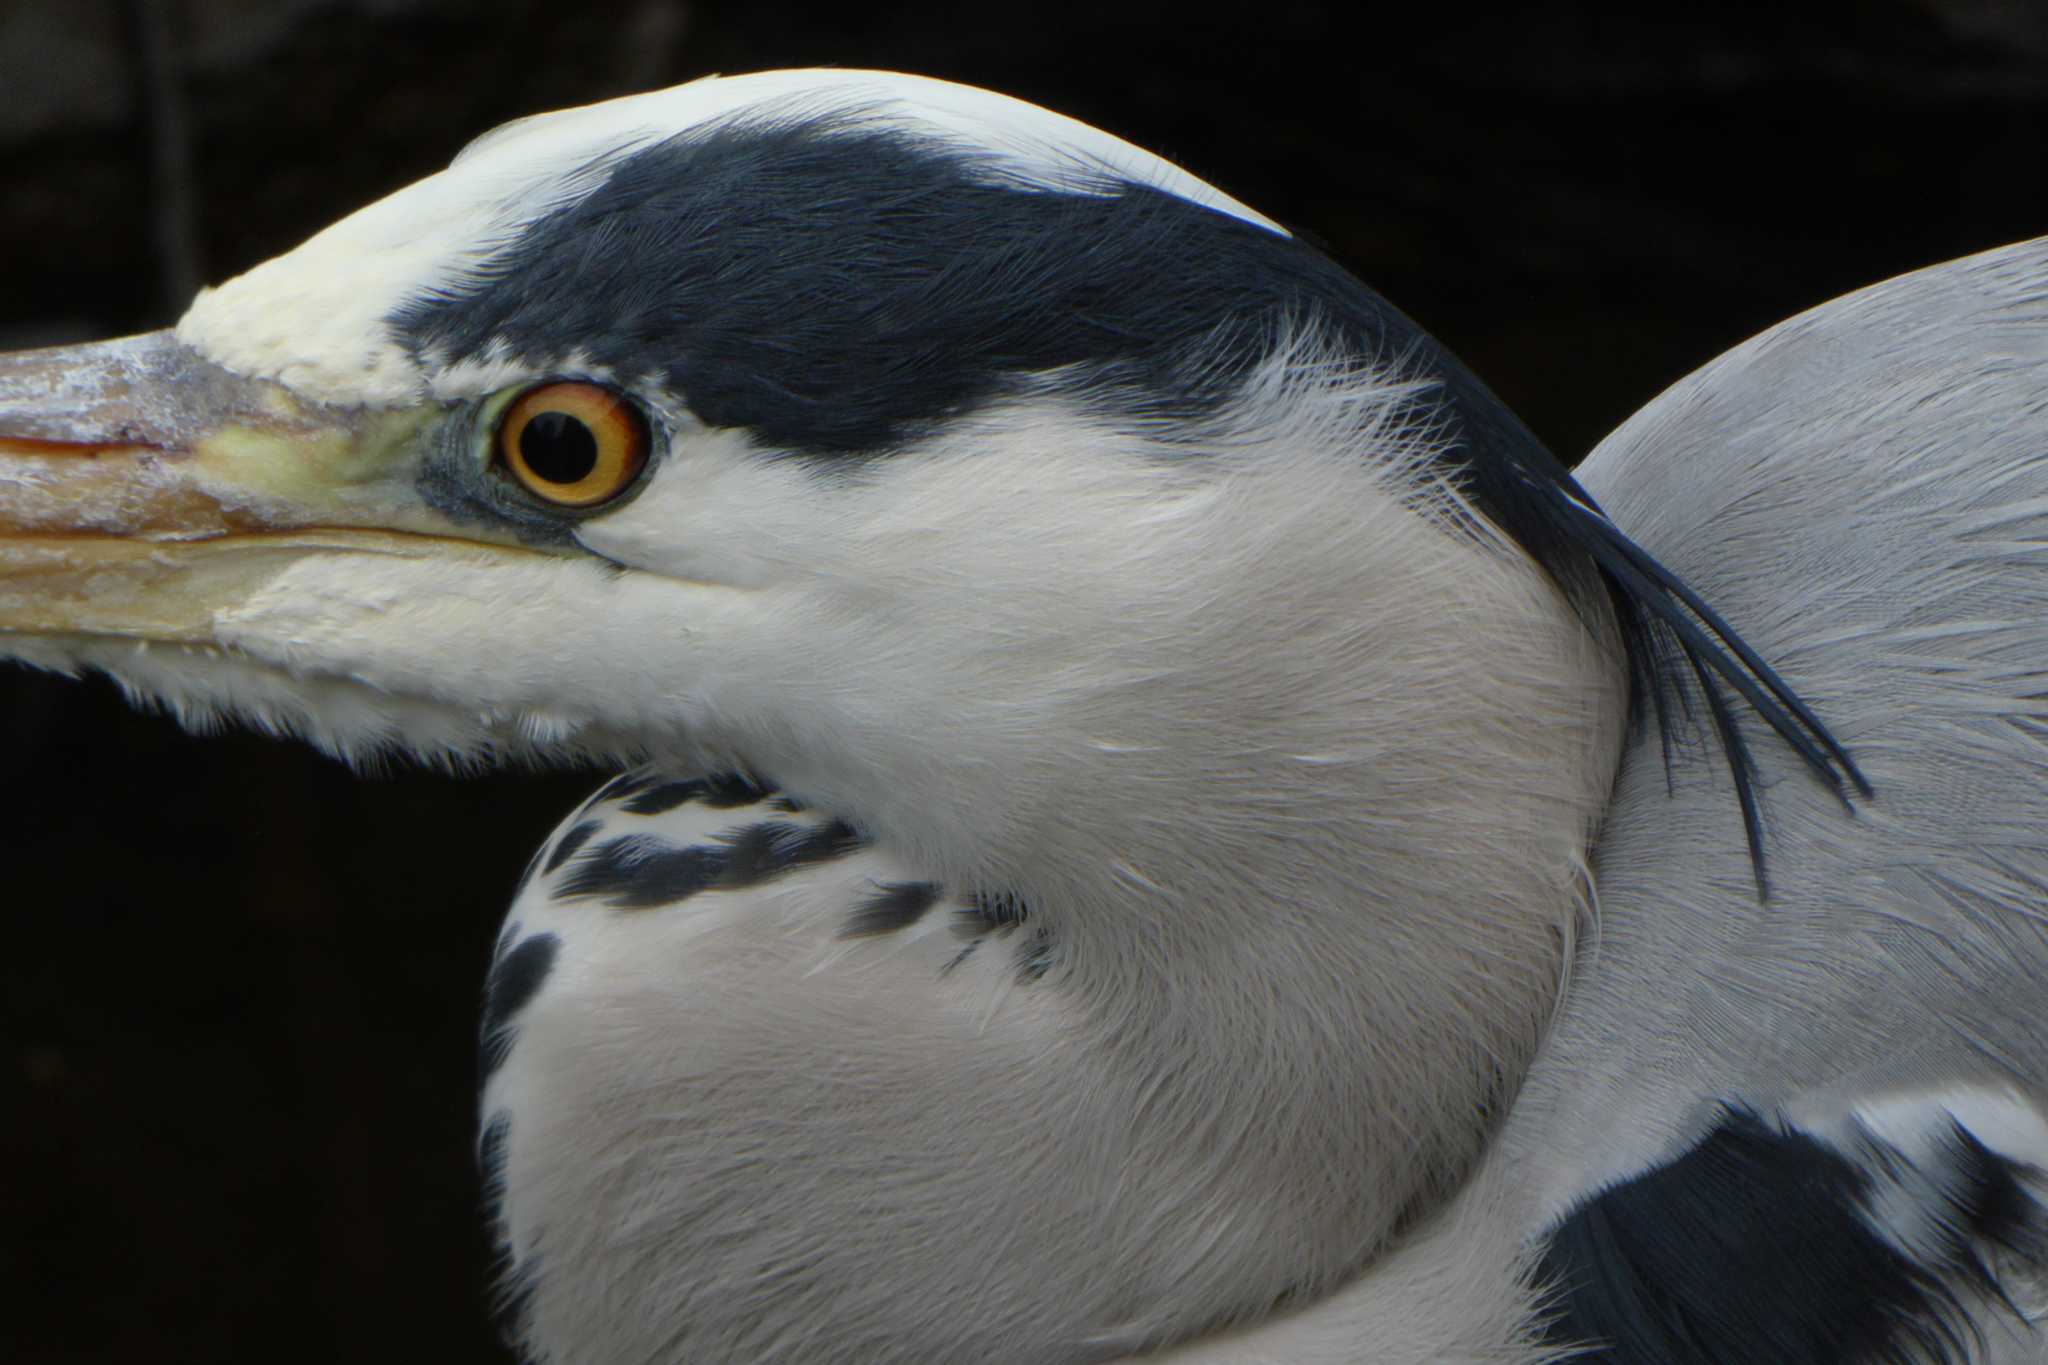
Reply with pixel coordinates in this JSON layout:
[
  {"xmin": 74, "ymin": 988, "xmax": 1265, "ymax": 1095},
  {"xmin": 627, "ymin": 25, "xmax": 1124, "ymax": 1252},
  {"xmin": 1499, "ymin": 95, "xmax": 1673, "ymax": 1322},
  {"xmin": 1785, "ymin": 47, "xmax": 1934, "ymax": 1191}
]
[{"xmin": 495, "ymin": 381, "xmax": 651, "ymax": 508}]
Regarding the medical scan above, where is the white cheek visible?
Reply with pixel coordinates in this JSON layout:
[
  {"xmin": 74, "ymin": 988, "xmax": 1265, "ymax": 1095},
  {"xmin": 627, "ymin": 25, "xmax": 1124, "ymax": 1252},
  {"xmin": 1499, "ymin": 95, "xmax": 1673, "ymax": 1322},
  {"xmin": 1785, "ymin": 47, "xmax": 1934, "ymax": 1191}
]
[
  {"xmin": 208, "ymin": 549, "xmax": 734, "ymax": 741},
  {"xmin": 574, "ymin": 427, "xmax": 839, "ymax": 588}
]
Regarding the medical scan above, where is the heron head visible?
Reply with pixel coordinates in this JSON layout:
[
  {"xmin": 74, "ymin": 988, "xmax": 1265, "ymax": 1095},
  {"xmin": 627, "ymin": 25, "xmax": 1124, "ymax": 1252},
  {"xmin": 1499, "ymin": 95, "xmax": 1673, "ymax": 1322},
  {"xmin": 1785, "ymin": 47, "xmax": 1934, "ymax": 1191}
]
[
  {"xmin": 0, "ymin": 75, "xmax": 1882, "ymax": 1353},
  {"xmin": 0, "ymin": 70, "xmax": 1640, "ymax": 900}
]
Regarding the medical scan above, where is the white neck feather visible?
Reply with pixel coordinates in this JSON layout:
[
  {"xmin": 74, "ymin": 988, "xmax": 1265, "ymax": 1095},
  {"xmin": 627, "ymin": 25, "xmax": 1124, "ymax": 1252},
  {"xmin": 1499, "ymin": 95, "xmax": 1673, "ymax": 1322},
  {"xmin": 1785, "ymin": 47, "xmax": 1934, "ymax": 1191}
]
[
  {"xmin": 549, "ymin": 355, "xmax": 1630, "ymax": 1349},
  {"xmin": 4, "ymin": 353, "xmax": 1627, "ymax": 1357}
]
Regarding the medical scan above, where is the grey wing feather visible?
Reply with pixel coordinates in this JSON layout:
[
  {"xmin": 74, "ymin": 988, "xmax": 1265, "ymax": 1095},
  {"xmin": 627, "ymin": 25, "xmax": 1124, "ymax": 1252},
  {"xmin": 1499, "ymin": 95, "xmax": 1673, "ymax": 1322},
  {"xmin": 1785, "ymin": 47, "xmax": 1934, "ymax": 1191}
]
[
  {"xmin": 1138, "ymin": 239, "xmax": 2048, "ymax": 1365},
  {"xmin": 1515, "ymin": 234, "xmax": 2048, "ymax": 1227}
]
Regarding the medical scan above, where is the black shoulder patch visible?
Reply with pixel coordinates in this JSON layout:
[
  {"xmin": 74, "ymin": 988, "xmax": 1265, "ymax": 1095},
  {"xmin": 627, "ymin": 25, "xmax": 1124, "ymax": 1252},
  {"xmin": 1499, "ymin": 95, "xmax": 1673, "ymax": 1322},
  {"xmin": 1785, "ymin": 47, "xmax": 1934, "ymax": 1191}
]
[
  {"xmin": 841, "ymin": 880, "xmax": 941, "ymax": 938},
  {"xmin": 558, "ymin": 834, "xmax": 726, "ymax": 909},
  {"xmin": 953, "ymin": 891, "xmax": 1054, "ymax": 982},
  {"xmin": 1935, "ymin": 1122, "xmax": 2048, "ymax": 1275},
  {"xmin": 478, "ymin": 1109, "xmax": 511, "ymax": 1230},
  {"xmin": 717, "ymin": 818, "xmax": 864, "ymax": 884},
  {"xmin": 541, "ymin": 819, "xmax": 601, "ymax": 876},
  {"xmin": 557, "ymin": 818, "xmax": 867, "ymax": 911},
  {"xmin": 480, "ymin": 933, "xmax": 559, "ymax": 1081},
  {"xmin": 618, "ymin": 772, "xmax": 768, "ymax": 816},
  {"xmin": 476, "ymin": 1109, "xmax": 536, "ymax": 1352},
  {"xmin": 483, "ymin": 933, "xmax": 558, "ymax": 1034},
  {"xmin": 1537, "ymin": 1109, "xmax": 2047, "ymax": 1365}
]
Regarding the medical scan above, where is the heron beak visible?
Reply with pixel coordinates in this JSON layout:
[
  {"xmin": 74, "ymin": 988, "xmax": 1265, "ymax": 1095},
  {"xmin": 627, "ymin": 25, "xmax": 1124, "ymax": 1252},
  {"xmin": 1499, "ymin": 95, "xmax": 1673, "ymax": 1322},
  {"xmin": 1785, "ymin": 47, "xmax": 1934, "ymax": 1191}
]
[{"xmin": 0, "ymin": 329, "xmax": 455, "ymax": 645}]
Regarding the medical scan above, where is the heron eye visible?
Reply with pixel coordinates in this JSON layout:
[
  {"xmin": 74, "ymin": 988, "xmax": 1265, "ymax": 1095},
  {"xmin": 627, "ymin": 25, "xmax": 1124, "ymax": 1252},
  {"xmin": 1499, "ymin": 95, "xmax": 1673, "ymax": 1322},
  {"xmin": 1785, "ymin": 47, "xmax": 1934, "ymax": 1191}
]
[{"xmin": 496, "ymin": 382, "xmax": 650, "ymax": 508}]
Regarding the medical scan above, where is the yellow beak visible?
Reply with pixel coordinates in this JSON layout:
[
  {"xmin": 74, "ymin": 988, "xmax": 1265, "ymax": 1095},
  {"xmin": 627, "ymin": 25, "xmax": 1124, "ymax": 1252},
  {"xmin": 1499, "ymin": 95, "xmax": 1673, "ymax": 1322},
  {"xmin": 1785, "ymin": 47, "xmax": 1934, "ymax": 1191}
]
[{"xmin": 0, "ymin": 330, "xmax": 498, "ymax": 646}]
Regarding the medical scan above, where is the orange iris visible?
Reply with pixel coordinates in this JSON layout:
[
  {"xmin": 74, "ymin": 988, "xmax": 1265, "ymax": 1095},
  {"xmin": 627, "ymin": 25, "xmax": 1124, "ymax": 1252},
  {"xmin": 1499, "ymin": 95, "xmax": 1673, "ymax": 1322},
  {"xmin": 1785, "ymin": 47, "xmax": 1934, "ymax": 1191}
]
[{"xmin": 496, "ymin": 382, "xmax": 650, "ymax": 508}]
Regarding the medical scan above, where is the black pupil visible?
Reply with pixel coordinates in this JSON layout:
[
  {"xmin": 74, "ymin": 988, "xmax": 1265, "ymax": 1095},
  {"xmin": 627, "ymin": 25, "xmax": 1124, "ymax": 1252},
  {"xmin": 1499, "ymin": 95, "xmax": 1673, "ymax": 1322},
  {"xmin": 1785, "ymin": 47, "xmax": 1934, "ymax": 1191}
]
[{"xmin": 519, "ymin": 410, "xmax": 599, "ymax": 484}]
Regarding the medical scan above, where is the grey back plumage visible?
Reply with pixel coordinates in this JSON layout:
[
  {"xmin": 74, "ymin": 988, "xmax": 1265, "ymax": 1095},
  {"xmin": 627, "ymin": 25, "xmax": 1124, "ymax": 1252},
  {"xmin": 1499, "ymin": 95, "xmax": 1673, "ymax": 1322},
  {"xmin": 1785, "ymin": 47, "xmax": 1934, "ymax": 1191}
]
[
  {"xmin": 1507, "ymin": 237, "xmax": 2048, "ymax": 1361},
  {"xmin": 1519, "ymin": 234, "xmax": 2048, "ymax": 1196},
  {"xmin": 1147, "ymin": 238, "xmax": 2048, "ymax": 1364}
]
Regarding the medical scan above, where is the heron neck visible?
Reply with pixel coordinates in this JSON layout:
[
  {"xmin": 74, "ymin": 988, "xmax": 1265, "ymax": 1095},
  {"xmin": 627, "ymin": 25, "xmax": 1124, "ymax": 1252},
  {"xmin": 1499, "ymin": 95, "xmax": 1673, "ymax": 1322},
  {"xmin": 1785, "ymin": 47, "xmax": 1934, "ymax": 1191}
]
[{"xmin": 691, "ymin": 534, "xmax": 1626, "ymax": 1311}]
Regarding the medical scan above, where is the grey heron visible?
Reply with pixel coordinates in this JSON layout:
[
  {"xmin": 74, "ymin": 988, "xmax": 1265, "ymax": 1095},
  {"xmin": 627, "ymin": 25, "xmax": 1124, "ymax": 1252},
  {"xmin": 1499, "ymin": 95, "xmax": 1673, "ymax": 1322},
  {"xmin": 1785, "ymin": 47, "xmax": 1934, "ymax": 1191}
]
[{"xmin": 1, "ymin": 68, "xmax": 2045, "ymax": 1362}]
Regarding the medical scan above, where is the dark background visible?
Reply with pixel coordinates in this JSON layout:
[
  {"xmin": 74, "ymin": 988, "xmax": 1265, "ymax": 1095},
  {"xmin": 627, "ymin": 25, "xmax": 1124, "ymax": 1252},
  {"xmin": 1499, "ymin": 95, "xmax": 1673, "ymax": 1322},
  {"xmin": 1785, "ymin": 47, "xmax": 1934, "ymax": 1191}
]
[{"xmin": 3, "ymin": 2, "xmax": 2045, "ymax": 1360}]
